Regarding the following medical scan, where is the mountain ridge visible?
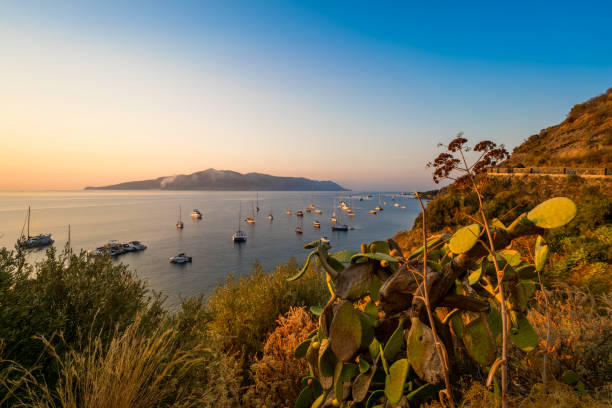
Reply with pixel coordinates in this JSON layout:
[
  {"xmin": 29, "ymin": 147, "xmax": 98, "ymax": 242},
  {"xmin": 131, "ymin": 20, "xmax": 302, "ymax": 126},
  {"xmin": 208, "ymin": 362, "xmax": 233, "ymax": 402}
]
[{"xmin": 84, "ymin": 168, "xmax": 348, "ymax": 191}]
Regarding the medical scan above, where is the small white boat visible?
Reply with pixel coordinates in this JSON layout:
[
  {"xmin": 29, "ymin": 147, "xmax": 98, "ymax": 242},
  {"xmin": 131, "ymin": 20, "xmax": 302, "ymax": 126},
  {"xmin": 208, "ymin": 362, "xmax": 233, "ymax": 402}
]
[
  {"xmin": 394, "ymin": 203, "xmax": 400, "ymax": 207},
  {"xmin": 400, "ymin": 205, "xmax": 406, "ymax": 209},
  {"xmin": 320, "ymin": 236, "xmax": 330, "ymax": 245},
  {"xmin": 268, "ymin": 214, "xmax": 273, "ymax": 220},
  {"xmin": 313, "ymin": 221, "xmax": 321, "ymax": 228},
  {"xmin": 347, "ymin": 211, "xmax": 355, "ymax": 217},
  {"xmin": 369, "ymin": 210, "xmax": 377, "ymax": 215},
  {"xmin": 296, "ymin": 210, "xmax": 304, "ymax": 217},
  {"xmin": 129, "ymin": 241, "xmax": 147, "ymax": 250},
  {"xmin": 191, "ymin": 209, "xmax": 202, "ymax": 219},
  {"xmin": 122, "ymin": 242, "xmax": 137, "ymax": 252},
  {"xmin": 286, "ymin": 209, "xmax": 292, "ymax": 215},
  {"xmin": 314, "ymin": 209, "xmax": 322, "ymax": 214},
  {"xmin": 295, "ymin": 226, "xmax": 303, "ymax": 234},
  {"xmin": 232, "ymin": 230, "xmax": 247, "ymax": 242},
  {"xmin": 170, "ymin": 253, "xmax": 192, "ymax": 263}
]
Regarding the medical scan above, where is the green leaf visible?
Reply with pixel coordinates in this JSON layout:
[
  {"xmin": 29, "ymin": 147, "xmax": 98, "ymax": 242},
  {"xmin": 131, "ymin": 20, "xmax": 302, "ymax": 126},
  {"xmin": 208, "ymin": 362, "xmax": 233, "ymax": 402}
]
[
  {"xmin": 331, "ymin": 249, "xmax": 358, "ymax": 264},
  {"xmin": 358, "ymin": 358, "xmax": 370, "ymax": 373},
  {"xmin": 516, "ymin": 265, "xmax": 537, "ymax": 279},
  {"xmin": 408, "ymin": 235, "xmax": 449, "ymax": 259},
  {"xmin": 295, "ymin": 338, "xmax": 311, "ymax": 359},
  {"xmin": 369, "ymin": 276, "xmax": 382, "ymax": 302},
  {"xmin": 384, "ymin": 359, "xmax": 409, "ymax": 404},
  {"xmin": 449, "ymin": 224, "xmax": 482, "ymax": 254},
  {"xmin": 560, "ymin": 370, "xmax": 579, "ymax": 385},
  {"xmin": 535, "ymin": 235, "xmax": 549, "ymax": 272},
  {"xmin": 295, "ymin": 386, "xmax": 315, "ymax": 408},
  {"xmin": 509, "ymin": 316, "xmax": 538, "ymax": 352},
  {"xmin": 499, "ymin": 249, "xmax": 521, "ymax": 267},
  {"xmin": 406, "ymin": 383, "xmax": 440, "ymax": 401},
  {"xmin": 462, "ymin": 318, "xmax": 497, "ymax": 366},
  {"xmin": 383, "ymin": 319, "xmax": 404, "ymax": 361},
  {"xmin": 329, "ymin": 301, "xmax": 362, "ymax": 362},
  {"xmin": 491, "ymin": 218, "xmax": 506, "ymax": 229},
  {"xmin": 527, "ymin": 197, "xmax": 577, "ymax": 229},
  {"xmin": 406, "ymin": 318, "xmax": 443, "ymax": 384},
  {"xmin": 304, "ymin": 240, "xmax": 321, "ymax": 249},
  {"xmin": 366, "ymin": 389, "xmax": 385, "ymax": 408},
  {"xmin": 369, "ymin": 338, "xmax": 381, "ymax": 359},
  {"xmin": 369, "ymin": 240, "xmax": 390, "ymax": 254},
  {"xmin": 318, "ymin": 339, "xmax": 336, "ymax": 379},
  {"xmin": 310, "ymin": 305, "xmax": 323, "ymax": 316},
  {"xmin": 288, "ymin": 250, "xmax": 316, "ymax": 281},
  {"xmin": 468, "ymin": 259, "xmax": 485, "ymax": 285},
  {"xmin": 350, "ymin": 252, "xmax": 399, "ymax": 264}
]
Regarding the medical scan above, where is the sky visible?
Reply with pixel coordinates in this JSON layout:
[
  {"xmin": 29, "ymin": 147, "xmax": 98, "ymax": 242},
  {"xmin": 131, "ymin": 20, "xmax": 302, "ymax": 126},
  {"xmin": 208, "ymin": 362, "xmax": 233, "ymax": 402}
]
[{"xmin": 1, "ymin": 1, "xmax": 611, "ymax": 191}]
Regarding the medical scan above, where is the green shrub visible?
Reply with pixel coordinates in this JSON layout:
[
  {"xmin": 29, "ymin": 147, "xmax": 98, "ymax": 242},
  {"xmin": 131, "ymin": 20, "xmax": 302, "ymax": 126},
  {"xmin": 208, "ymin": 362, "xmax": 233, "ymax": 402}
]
[{"xmin": 205, "ymin": 258, "xmax": 328, "ymax": 357}]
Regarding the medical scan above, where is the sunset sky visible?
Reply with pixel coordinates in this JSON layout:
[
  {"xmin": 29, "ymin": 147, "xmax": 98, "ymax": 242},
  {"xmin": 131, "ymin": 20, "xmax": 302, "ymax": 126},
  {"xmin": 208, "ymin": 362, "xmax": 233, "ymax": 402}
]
[{"xmin": 1, "ymin": 1, "xmax": 611, "ymax": 191}]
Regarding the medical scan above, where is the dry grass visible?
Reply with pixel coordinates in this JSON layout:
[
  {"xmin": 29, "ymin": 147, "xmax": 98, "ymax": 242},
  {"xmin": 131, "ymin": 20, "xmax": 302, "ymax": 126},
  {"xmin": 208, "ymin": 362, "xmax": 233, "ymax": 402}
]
[
  {"xmin": 1, "ymin": 316, "xmax": 241, "ymax": 408},
  {"xmin": 526, "ymin": 286, "xmax": 612, "ymax": 392},
  {"xmin": 244, "ymin": 306, "xmax": 317, "ymax": 408}
]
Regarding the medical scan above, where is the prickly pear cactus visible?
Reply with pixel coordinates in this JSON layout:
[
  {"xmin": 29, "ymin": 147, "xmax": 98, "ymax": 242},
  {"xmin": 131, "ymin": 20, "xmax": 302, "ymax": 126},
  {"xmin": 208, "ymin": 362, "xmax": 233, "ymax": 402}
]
[{"xmin": 288, "ymin": 197, "xmax": 575, "ymax": 407}]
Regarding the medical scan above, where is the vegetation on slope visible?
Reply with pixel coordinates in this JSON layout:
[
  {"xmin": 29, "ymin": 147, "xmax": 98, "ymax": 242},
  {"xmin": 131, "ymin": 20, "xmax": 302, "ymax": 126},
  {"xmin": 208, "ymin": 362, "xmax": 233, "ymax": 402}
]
[{"xmin": 505, "ymin": 87, "xmax": 612, "ymax": 168}]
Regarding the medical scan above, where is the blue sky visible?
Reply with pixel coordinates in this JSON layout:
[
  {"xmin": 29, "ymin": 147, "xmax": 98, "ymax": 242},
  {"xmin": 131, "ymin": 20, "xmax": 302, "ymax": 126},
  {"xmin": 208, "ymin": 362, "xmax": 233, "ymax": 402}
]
[{"xmin": 1, "ymin": 1, "xmax": 611, "ymax": 190}]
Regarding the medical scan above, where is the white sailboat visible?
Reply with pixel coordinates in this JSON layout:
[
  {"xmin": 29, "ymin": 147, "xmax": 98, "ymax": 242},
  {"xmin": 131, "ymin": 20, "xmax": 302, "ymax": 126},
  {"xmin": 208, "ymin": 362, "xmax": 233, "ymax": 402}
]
[
  {"xmin": 176, "ymin": 206, "xmax": 184, "ymax": 229},
  {"xmin": 233, "ymin": 202, "xmax": 247, "ymax": 242},
  {"xmin": 19, "ymin": 206, "xmax": 53, "ymax": 249},
  {"xmin": 246, "ymin": 201, "xmax": 256, "ymax": 224}
]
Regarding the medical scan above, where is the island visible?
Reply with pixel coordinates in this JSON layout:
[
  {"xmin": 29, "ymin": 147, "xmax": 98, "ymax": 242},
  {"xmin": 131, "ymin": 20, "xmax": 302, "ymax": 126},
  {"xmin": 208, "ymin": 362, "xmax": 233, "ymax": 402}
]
[{"xmin": 84, "ymin": 168, "xmax": 348, "ymax": 191}]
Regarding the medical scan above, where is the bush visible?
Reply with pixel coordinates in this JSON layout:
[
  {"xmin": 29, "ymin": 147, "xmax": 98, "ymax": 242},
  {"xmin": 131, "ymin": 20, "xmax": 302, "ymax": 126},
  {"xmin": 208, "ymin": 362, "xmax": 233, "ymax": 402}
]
[
  {"xmin": 0, "ymin": 247, "xmax": 165, "ymax": 394},
  {"xmin": 205, "ymin": 258, "xmax": 328, "ymax": 357},
  {"xmin": 244, "ymin": 306, "xmax": 317, "ymax": 407}
]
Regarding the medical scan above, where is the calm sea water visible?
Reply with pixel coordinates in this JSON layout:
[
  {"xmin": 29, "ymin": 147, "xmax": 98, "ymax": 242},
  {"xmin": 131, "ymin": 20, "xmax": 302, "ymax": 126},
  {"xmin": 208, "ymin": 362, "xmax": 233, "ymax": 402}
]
[{"xmin": 0, "ymin": 191, "xmax": 420, "ymax": 307}]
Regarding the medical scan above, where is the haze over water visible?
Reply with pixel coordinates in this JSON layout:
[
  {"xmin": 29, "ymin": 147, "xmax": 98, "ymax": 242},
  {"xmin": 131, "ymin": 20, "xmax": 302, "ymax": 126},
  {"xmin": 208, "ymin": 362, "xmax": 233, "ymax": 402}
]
[{"xmin": 0, "ymin": 191, "xmax": 420, "ymax": 307}]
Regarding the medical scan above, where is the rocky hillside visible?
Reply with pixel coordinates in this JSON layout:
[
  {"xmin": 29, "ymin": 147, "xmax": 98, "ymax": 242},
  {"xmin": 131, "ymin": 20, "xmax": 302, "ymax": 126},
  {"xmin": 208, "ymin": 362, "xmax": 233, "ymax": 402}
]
[{"xmin": 505, "ymin": 87, "xmax": 612, "ymax": 168}]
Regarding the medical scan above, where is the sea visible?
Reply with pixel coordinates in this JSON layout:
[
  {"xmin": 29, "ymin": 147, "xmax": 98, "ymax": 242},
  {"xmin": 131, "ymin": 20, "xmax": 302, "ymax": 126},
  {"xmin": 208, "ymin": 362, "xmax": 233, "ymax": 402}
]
[{"xmin": 0, "ymin": 191, "xmax": 421, "ymax": 308}]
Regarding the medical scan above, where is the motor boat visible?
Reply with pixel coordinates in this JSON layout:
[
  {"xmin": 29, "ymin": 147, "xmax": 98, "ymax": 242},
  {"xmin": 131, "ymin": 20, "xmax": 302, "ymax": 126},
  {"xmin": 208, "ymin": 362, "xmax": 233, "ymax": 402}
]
[
  {"xmin": 286, "ymin": 209, "xmax": 292, "ymax": 215},
  {"xmin": 191, "ymin": 209, "xmax": 202, "ymax": 219},
  {"xmin": 129, "ymin": 241, "xmax": 147, "ymax": 250},
  {"xmin": 295, "ymin": 227, "xmax": 303, "ymax": 234},
  {"xmin": 122, "ymin": 242, "xmax": 137, "ymax": 252},
  {"xmin": 369, "ymin": 210, "xmax": 377, "ymax": 215},
  {"xmin": 314, "ymin": 209, "xmax": 322, "ymax": 214},
  {"xmin": 320, "ymin": 236, "xmax": 330, "ymax": 245},
  {"xmin": 313, "ymin": 220, "xmax": 321, "ymax": 228},
  {"xmin": 332, "ymin": 224, "xmax": 349, "ymax": 231},
  {"xmin": 232, "ymin": 230, "xmax": 247, "ymax": 242},
  {"xmin": 296, "ymin": 210, "xmax": 304, "ymax": 217},
  {"xmin": 170, "ymin": 253, "xmax": 192, "ymax": 263}
]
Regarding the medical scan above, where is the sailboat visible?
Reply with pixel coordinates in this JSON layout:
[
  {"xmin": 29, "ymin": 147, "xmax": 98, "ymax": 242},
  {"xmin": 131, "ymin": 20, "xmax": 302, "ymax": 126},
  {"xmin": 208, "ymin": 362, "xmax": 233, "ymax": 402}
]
[
  {"xmin": 331, "ymin": 202, "xmax": 349, "ymax": 231},
  {"xmin": 246, "ymin": 201, "xmax": 256, "ymax": 224},
  {"xmin": 375, "ymin": 193, "xmax": 384, "ymax": 211},
  {"xmin": 176, "ymin": 206, "xmax": 184, "ymax": 229},
  {"xmin": 232, "ymin": 203, "xmax": 247, "ymax": 242},
  {"xmin": 268, "ymin": 202, "xmax": 273, "ymax": 221},
  {"xmin": 19, "ymin": 206, "xmax": 54, "ymax": 249},
  {"xmin": 295, "ymin": 216, "xmax": 303, "ymax": 234},
  {"xmin": 256, "ymin": 193, "xmax": 260, "ymax": 212},
  {"xmin": 329, "ymin": 199, "xmax": 337, "ymax": 223}
]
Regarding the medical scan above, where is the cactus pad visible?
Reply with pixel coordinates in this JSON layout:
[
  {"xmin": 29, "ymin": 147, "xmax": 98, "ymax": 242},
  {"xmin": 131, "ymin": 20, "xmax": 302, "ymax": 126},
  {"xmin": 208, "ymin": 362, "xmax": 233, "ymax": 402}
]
[
  {"xmin": 462, "ymin": 318, "xmax": 497, "ymax": 366},
  {"xmin": 407, "ymin": 318, "xmax": 444, "ymax": 384},
  {"xmin": 449, "ymin": 224, "xmax": 482, "ymax": 254},
  {"xmin": 384, "ymin": 358, "xmax": 409, "ymax": 404},
  {"xmin": 329, "ymin": 301, "xmax": 362, "ymax": 362},
  {"xmin": 383, "ymin": 319, "xmax": 405, "ymax": 361},
  {"xmin": 527, "ymin": 197, "xmax": 577, "ymax": 229}
]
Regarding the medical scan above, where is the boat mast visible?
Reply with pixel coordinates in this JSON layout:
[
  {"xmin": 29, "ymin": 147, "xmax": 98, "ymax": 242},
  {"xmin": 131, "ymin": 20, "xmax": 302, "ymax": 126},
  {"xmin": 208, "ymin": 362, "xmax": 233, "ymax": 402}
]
[{"xmin": 27, "ymin": 206, "xmax": 30, "ymax": 238}]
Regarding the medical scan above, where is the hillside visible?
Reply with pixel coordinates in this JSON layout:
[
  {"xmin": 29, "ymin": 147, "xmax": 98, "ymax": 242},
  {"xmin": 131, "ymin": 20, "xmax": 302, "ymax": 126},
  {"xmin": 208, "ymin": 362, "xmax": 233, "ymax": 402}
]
[
  {"xmin": 505, "ymin": 87, "xmax": 612, "ymax": 168},
  {"xmin": 85, "ymin": 168, "xmax": 348, "ymax": 191}
]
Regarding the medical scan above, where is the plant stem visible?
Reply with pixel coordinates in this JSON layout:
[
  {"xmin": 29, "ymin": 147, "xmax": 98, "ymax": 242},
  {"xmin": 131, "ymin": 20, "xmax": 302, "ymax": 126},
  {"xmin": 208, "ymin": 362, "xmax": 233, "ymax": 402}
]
[
  {"xmin": 458, "ymin": 149, "xmax": 508, "ymax": 408},
  {"xmin": 415, "ymin": 191, "xmax": 455, "ymax": 408}
]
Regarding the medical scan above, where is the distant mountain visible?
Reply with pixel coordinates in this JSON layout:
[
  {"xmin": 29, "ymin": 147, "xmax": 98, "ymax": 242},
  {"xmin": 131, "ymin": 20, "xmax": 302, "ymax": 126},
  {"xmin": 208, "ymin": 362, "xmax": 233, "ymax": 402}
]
[
  {"xmin": 505, "ymin": 87, "xmax": 612, "ymax": 168},
  {"xmin": 84, "ymin": 169, "xmax": 348, "ymax": 191}
]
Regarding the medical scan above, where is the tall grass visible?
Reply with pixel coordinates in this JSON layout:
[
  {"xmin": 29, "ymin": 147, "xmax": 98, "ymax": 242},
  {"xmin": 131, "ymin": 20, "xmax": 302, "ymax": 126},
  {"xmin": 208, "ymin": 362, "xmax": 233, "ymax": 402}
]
[{"xmin": 1, "ymin": 316, "xmax": 241, "ymax": 408}]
